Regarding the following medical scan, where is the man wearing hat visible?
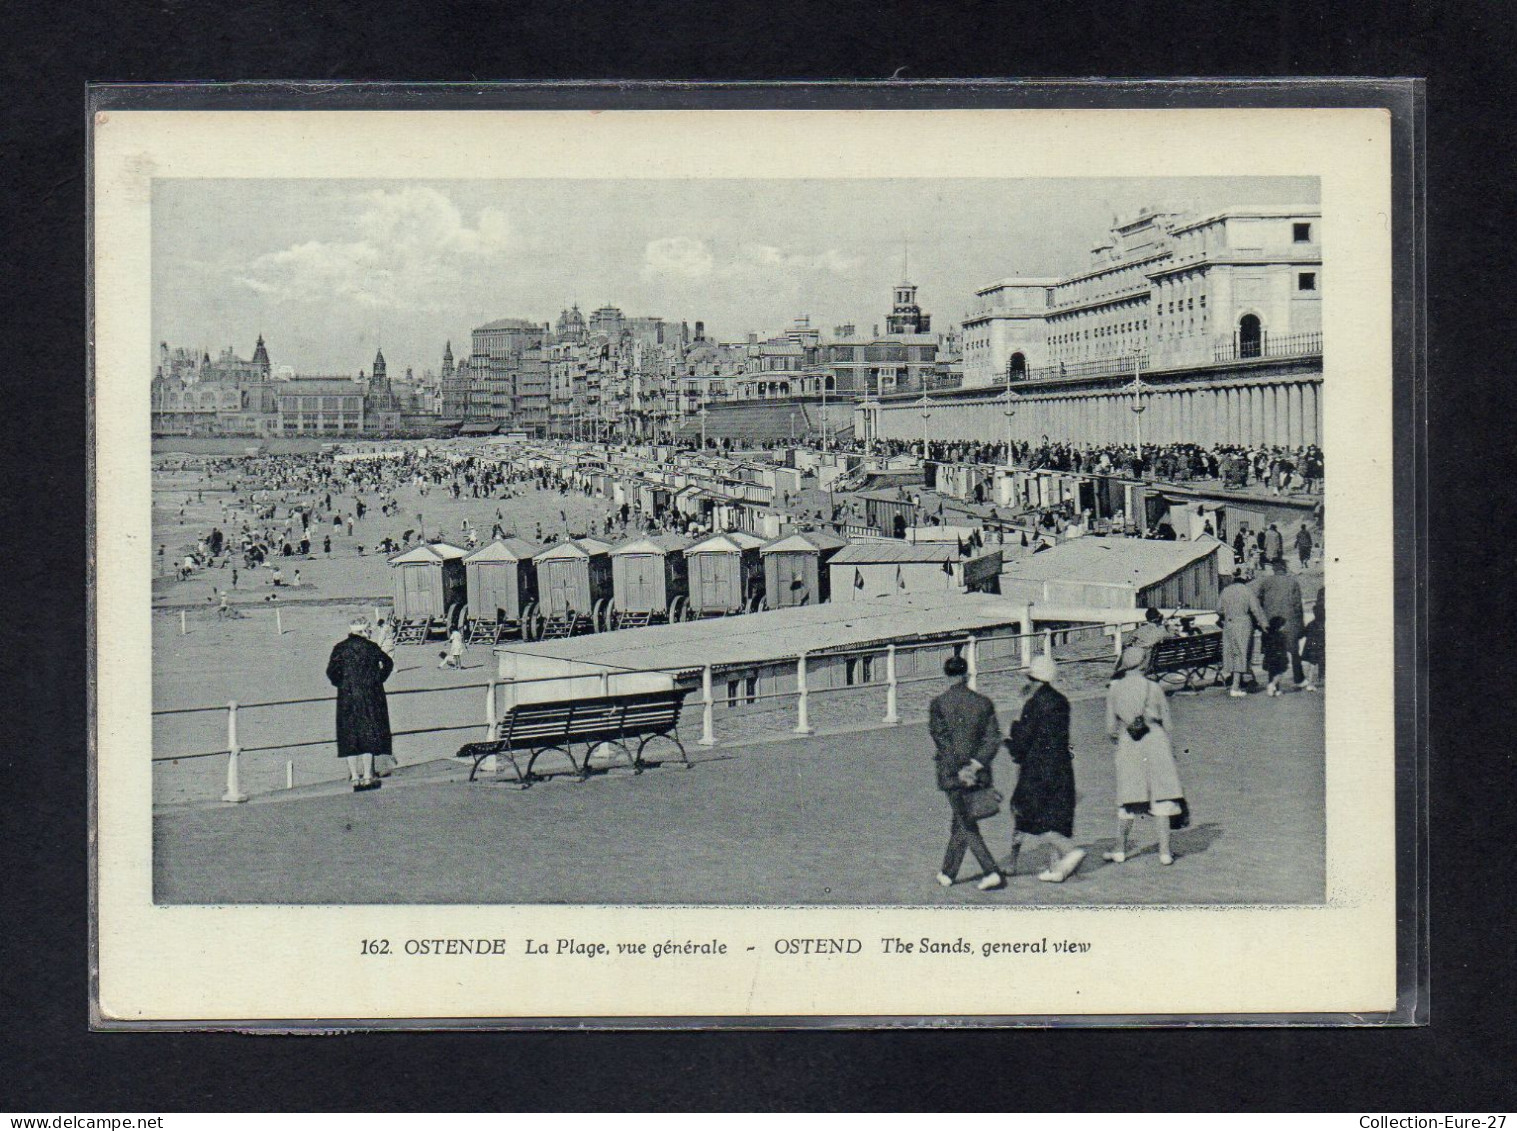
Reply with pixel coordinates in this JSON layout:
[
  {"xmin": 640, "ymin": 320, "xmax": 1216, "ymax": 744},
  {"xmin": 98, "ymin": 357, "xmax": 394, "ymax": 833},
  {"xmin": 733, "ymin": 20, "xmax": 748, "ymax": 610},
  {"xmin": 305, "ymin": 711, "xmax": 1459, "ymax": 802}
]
[
  {"xmin": 928, "ymin": 655, "xmax": 1006, "ymax": 891},
  {"xmin": 1251, "ymin": 558, "xmax": 1307, "ymax": 687},
  {"xmin": 1005, "ymin": 654, "xmax": 1086, "ymax": 883}
]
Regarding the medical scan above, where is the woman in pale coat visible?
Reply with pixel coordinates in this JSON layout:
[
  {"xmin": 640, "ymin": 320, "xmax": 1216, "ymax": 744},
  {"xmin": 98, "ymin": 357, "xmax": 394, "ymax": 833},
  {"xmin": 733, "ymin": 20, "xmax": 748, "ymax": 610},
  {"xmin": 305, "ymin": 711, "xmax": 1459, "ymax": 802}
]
[{"xmin": 1105, "ymin": 646, "xmax": 1189, "ymax": 865}]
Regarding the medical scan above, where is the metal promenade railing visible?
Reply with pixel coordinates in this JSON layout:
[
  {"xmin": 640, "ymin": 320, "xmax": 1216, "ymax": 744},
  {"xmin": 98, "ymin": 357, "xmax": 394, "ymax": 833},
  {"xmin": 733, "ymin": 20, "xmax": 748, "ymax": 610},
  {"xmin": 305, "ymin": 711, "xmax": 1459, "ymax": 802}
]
[{"xmin": 151, "ymin": 613, "xmax": 1187, "ymax": 804}]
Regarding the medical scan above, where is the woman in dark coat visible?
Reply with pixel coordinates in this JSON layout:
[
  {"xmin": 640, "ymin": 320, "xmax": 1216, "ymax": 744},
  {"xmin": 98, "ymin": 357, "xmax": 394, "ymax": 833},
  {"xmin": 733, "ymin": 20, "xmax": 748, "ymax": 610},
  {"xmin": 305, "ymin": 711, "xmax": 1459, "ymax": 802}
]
[
  {"xmin": 326, "ymin": 618, "xmax": 394, "ymax": 791},
  {"xmin": 1005, "ymin": 654, "xmax": 1086, "ymax": 883}
]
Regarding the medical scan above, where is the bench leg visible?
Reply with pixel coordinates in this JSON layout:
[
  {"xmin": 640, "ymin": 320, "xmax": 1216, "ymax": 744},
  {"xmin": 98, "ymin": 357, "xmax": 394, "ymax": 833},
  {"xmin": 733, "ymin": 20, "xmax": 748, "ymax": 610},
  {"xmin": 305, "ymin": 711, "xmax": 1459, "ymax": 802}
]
[
  {"xmin": 635, "ymin": 731, "xmax": 692, "ymax": 770},
  {"xmin": 524, "ymin": 745, "xmax": 579, "ymax": 783}
]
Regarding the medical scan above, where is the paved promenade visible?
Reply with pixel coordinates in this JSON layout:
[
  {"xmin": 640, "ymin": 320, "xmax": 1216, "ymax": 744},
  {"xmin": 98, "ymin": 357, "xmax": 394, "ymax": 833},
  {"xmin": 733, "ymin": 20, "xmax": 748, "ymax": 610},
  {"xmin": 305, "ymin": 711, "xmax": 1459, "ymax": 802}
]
[{"xmin": 154, "ymin": 683, "xmax": 1325, "ymax": 907}]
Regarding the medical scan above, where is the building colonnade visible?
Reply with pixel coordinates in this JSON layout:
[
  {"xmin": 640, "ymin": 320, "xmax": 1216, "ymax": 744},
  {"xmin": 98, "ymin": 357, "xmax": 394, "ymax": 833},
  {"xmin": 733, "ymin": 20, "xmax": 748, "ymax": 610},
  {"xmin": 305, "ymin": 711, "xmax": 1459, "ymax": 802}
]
[{"xmin": 860, "ymin": 375, "xmax": 1322, "ymax": 450}]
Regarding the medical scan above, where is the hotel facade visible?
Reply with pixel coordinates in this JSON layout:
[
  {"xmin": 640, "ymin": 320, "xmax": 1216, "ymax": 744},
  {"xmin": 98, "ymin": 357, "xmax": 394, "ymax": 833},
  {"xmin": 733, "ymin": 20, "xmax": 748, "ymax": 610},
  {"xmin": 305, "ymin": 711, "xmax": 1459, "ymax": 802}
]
[{"xmin": 860, "ymin": 204, "xmax": 1325, "ymax": 452}]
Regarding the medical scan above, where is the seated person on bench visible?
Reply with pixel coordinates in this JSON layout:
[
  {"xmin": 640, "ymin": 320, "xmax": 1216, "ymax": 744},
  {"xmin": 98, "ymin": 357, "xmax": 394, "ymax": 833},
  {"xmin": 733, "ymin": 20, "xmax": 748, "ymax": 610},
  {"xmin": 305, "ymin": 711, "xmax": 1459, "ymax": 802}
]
[{"xmin": 1115, "ymin": 607, "xmax": 1170, "ymax": 677}]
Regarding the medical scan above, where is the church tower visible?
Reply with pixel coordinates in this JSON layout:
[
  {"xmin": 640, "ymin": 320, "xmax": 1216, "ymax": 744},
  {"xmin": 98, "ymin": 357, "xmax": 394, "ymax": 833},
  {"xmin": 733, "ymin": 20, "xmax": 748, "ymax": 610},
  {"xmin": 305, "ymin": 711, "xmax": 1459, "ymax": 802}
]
[
  {"xmin": 251, "ymin": 333, "xmax": 271, "ymax": 379},
  {"xmin": 886, "ymin": 281, "xmax": 931, "ymax": 335},
  {"xmin": 441, "ymin": 341, "xmax": 455, "ymax": 380},
  {"xmin": 885, "ymin": 240, "xmax": 931, "ymax": 335},
  {"xmin": 372, "ymin": 347, "xmax": 388, "ymax": 387}
]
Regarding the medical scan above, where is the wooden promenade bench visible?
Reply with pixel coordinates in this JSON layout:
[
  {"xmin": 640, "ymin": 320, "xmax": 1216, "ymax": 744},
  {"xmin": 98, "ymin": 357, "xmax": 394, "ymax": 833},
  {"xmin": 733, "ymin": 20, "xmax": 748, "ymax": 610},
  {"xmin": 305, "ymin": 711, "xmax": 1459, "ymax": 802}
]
[
  {"xmin": 456, "ymin": 687, "xmax": 692, "ymax": 786},
  {"xmin": 1145, "ymin": 630, "xmax": 1224, "ymax": 691}
]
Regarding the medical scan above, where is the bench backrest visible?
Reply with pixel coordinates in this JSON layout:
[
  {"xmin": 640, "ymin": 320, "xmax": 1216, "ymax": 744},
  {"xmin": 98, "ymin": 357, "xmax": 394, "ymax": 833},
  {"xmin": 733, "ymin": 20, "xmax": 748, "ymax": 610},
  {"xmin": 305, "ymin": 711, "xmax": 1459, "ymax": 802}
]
[
  {"xmin": 500, "ymin": 689, "xmax": 687, "ymax": 747},
  {"xmin": 1148, "ymin": 632, "xmax": 1222, "ymax": 666}
]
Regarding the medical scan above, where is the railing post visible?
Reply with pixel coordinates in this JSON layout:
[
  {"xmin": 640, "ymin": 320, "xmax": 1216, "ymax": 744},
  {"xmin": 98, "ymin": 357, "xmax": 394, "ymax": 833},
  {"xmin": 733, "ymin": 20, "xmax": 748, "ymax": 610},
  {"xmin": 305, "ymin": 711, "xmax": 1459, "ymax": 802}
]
[
  {"xmin": 1042, "ymin": 628, "xmax": 1053, "ymax": 658},
  {"xmin": 1020, "ymin": 604, "xmax": 1035, "ymax": 670},
  {"xmin": 599, "ymin": 670, "xmax": 610, "ymax": 698},
  {"xmin": 1113, "ymin": 623, "xmax": 1124, "ymax": 658},
  {"xmin": 479, "ymin": 680, "xmax": 501, "ymax": 773},
  {"xmin": 794, "ymin": 652, "xmax": 814, "ymax": 735},
  {"xmin": 698, "ymin": 663, "xmax": 716, "ymax": 747},
  {"xmin": 884, "ymin": 644, "xmax": 900, "ymax": 725},
  {"xmin": 965, "ymin": 634, "xmax": 979, "ymax": 691},
  {"xmin": 222, "ymin": 700, "xmax": 247, "ymax": 804}
]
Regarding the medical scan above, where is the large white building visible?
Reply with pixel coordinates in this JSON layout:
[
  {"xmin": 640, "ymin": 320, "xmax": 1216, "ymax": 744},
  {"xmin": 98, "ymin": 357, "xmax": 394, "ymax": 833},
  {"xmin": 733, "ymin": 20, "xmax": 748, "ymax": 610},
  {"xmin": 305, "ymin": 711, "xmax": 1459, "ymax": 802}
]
[{"xmin": 961, "ymin": 205, "xmax": 1322, "ymax": 388}]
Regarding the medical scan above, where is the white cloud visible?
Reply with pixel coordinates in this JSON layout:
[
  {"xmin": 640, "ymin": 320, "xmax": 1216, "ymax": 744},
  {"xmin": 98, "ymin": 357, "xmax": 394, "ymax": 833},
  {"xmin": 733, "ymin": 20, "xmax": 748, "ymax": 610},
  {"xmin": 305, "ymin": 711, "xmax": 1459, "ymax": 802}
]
[
  {"xmin": 642, "ymin": 236, "xmax": 714, "ymax": 280},
  {"xmin": 237, "ymin": 187, "xmax": 511, "ymax": 309},
  {"xmin": 733, "ymin": 243, "xmax": 860, "ymax": 275}
]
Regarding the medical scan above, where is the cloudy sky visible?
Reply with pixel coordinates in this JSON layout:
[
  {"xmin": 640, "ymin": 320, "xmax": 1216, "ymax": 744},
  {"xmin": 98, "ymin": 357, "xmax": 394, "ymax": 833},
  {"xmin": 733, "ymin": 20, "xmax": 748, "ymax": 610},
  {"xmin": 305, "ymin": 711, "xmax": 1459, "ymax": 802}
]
[{"xmin": 153, "ymin": 176, "xmax": 1317, "ymax": 377}]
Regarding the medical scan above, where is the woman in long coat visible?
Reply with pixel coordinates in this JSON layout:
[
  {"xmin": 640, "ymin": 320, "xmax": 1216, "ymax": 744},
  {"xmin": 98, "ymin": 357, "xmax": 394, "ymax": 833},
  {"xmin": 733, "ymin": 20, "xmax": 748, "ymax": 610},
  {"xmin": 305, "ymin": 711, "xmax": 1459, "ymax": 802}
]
[
  {"xmin": 326, "ymin": 619, "xmax": 395, "ymax": 791},
  {"xmin": 1005, "ymin": 654, "xmax": 1086, "ymax": 883},
  {"xmin": 1105, "ymin": 646, "xmax": 1188, "ymax": 865}
]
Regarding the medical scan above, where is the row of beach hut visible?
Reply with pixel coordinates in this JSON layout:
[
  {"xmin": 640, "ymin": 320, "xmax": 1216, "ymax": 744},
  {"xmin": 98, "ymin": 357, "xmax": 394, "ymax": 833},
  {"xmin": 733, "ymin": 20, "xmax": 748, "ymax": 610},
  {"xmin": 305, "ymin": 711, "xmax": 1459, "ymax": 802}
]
[{"xmin": 388, "ymin": 527, "xmax": 992, "ymax": 642}]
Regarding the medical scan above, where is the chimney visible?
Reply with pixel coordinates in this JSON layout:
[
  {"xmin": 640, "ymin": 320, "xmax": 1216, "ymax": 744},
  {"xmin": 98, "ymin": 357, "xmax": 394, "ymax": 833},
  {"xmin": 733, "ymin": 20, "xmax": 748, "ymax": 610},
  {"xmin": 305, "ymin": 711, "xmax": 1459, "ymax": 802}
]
[{"xmin": 695, "ymin": 320, "xmax": 704, "ymax": 341}]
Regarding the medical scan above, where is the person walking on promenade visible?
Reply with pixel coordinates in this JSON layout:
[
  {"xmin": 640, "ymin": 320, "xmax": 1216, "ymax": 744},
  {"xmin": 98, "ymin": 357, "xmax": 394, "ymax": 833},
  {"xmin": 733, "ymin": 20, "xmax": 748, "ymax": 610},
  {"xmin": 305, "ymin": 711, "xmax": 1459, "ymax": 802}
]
[
  {"xmin": 326, "ymin": 618, "xmax": 394, "ymax": 792},
  {"xmin": 1005, "ymin": 654, "xmax": 1085, "ymax": 884},
  {"xmin": 1264, "ymin": 522, "xmax": 1284, "ymax": 569},
  {"xmin": 1294, "ymin": 522, "xmax": 1314, "ymax": 571},
  {"xmin": 1261, "ymin": 614, "xmax": 1292, "ymax": 697},
  {"xmin": 1219, "ymin": 572, "xmax": 1269, "ymax": 697},
  {"xmin": 1253, "ymin": 559, "xmax": 1307, "ymax": 687},
  {"xmin": 1301, "ymin": 588, "xmax": 1326, "ymax": 691},
  {"xmin": 1105, "ymin": 647, "xmax": 1189, "ymax": 866},
  {"xmin": 928, "ymin": 655, "xmax": 1006, "ymax": 891}
]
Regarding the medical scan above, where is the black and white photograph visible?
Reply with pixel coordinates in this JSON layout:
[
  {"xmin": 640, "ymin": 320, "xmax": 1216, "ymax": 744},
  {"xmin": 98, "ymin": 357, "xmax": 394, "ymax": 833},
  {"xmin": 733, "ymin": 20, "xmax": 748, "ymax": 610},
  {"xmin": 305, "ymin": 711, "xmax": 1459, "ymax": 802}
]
[{"xmin": 93, "ymin": 105, "xmax": 1397, "ymax": 1023}]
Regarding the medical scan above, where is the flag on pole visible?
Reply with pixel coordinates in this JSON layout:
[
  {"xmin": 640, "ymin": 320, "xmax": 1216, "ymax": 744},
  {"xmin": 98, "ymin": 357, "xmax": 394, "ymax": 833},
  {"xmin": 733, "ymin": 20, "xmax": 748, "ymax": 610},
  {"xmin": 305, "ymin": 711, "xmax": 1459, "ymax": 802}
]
[
  {"xmin": 942, "ymin": 558, "xmax": 954, "ymax": 576},
  {"xmin": 853, "ymin": 568, "xmax": 864, "ymax": 591},
  {"xmin": 896, "ymin": 564, "xmax": 905, "ymax": 590}
]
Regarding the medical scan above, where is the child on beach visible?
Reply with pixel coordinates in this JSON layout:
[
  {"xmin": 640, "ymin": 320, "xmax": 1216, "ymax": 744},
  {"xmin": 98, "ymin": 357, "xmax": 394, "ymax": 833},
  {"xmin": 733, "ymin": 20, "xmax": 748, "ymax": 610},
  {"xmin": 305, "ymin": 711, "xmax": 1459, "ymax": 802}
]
[{"xmin": 438, "ymin": 627, "xmax": 465, "ymax": 670}]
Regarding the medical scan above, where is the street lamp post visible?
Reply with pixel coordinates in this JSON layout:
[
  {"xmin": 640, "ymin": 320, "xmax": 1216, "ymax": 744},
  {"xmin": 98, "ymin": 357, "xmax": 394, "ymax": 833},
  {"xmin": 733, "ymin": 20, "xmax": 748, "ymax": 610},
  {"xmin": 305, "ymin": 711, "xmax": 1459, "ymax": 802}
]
[
  {"xmin": 821, "ymin": 375, "xmax": 829, "ymax": 453},
  {"xmin": 699, "ymin": 396, "xmax": 709, "ymax": 452},
  {"xmin": 1003, "ymin": 357, "xmax": 1019, "ymax": 461},
  {"xmin": 1128, "ymin": 350, "xmax": 1148, "ymax": 454},
  {"xmin": 918, "ymin": 390, "xmax": 932, "ymax": 461}
]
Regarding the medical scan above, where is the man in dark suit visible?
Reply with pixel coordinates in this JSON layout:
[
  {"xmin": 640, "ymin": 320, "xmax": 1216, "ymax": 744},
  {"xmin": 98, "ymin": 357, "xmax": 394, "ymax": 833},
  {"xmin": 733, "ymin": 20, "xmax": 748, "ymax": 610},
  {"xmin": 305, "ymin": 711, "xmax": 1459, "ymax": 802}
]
[
  {"xmin": 1252, "ymin": 559, "xmax": 1307, "ymax": 686},
  {"xmin": 929, "ymin": 655, "xmax": 1006, "ymax": 891}
]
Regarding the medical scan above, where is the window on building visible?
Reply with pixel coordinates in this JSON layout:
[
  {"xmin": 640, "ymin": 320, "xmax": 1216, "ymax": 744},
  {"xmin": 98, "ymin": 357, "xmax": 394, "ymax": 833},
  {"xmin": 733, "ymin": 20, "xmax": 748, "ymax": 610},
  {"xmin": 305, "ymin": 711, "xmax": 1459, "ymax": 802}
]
[
  {"xmin": 1293, "ymin": 222, "xmax": 1312, "ymax": 242},
  {"xmin": 1298, "ymin": 272, "xmax": 1317, "ymax": 291}
]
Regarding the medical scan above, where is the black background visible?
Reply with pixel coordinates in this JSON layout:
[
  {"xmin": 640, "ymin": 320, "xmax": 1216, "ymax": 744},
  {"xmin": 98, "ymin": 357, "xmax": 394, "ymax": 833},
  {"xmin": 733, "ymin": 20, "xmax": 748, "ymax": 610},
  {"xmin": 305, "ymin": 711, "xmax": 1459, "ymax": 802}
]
[{"xmin": 5, "ymin": 0, "xmax": 1513, "ymax": 1111}]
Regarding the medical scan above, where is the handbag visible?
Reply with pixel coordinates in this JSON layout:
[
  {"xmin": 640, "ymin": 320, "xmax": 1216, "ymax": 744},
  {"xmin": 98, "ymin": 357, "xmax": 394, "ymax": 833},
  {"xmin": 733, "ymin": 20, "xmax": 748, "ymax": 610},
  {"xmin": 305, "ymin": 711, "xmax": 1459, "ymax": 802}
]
[
  {"xmin": 1124, "ymin": 714, "xmax": 1151, "ymax": 742},
  {"xmin": 964, "ymin": 786, "xmax": 1004, "ymax": 822}
]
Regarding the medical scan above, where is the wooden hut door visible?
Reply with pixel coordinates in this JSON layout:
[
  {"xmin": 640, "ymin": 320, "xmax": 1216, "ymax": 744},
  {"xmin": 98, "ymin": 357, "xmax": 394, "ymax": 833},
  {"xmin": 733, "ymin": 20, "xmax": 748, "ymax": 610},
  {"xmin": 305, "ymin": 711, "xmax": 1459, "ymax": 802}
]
[
  {"xmin": 694, "ymin": 555, "xmax": 724, "ymax": 611},
  {"xmin": 631, "ymin": 559, "xmax": 653, "ymax": 611},
  {"xmin": 404, "ymin": 567, "xmax": 433, "ymax": 619},
  {"xmin": 545, "ymin": 561, "xmax": 572, "ymax": 616}
]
